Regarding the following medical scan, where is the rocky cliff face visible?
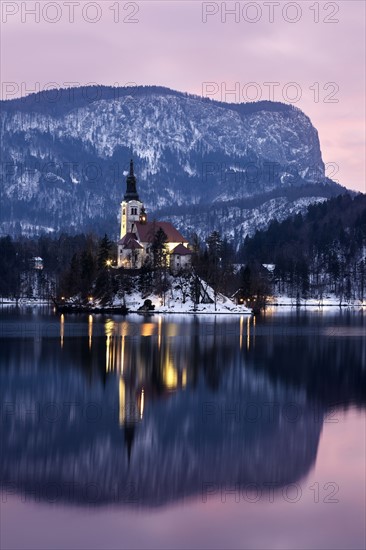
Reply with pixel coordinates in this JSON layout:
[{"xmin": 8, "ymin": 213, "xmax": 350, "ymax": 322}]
[{"xmin": 0, "ymin": 86, "xmax": 344, "ymax": 239}]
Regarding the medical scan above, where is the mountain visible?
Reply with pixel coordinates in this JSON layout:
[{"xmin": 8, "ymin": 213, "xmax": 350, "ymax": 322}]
[{"xmin": 0, "ymin": 85, "xmax": 347, "ymax": 240}]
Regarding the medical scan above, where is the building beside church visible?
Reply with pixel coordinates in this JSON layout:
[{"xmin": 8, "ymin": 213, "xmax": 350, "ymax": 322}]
[{"xmin": 117, "ymin": 160, "xmax": 192, "ymax": 270}]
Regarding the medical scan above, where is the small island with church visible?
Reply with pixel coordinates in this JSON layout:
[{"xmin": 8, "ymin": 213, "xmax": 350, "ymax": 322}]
[
  {"xmin": 118, "ymin": 160, "xmax": 193, "ymax": 273},
  {"xmin": 55, "ymin": 160, "xmax": 252, "ymax": 315}
]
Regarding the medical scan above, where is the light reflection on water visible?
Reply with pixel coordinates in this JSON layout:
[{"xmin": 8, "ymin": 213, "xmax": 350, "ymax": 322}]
[{"xmin": 0, "ymin": 308, "xmax": 365, "ymax": 549}]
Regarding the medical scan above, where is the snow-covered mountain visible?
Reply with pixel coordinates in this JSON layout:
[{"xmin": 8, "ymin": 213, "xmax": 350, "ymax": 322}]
[{"xmin": 0, "ymin": 86, "xmax": 346, "ymax": 239}]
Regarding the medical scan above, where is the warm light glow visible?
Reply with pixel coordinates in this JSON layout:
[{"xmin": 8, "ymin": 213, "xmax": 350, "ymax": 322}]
[
  {"xmin": 141, "ymin": 323, "xmax": 155, "ymax": 337},
  {"xmin": 140, "ymin": 388, "xmax": 145, "ymax": 419},
  {"xmin": 106, "ymin": 259, "xmax": 112, "ymax": 267},
  {"xmin": 119, "ymin": 377, "xmax": 125, "ymax": 426},
  {"xmin": 163, "ymin": 357, "xmax": 178, "ymax": 389},
  {"xmin": 60, "ymin": 313, "xmax": 64, "ymax": 349},
  {"xmin": 106, "ymin": 336, "xmax": 111, "ymax": 372},
  {"xmin": 105, "ymin": 319, "xmax": 115, "ymax": 336},
  {"xmin": 88, "ymin": 314, "xmax": 93, "ymax": 350},
  {"xmin": 88, "ymin": 296, "xmax": 93, "ymax": 302},
  {"xmin": 61, "ymin": 296, "xmax": 65, "ymax": 301},
  {"xmin": 182, "ymin": 368, "xmax": 187, "ymax": 388},
  {"xmin": 121, "ymin": 335, "xmax": 125, "ymax": 374},
  {"xmin": 158, "ymin": 316, "xmax": 162, "ymax": 349},
  {"xmin": 166, "ymin": 323, "xmax": 178, "ymax": 338},
  {"xmin": 247, "ymin": 316, "xmax": 250, "ymax": 351},
  {"xmin": 105, "ymin": 320, "xmax": 115, "ymax": 372}
]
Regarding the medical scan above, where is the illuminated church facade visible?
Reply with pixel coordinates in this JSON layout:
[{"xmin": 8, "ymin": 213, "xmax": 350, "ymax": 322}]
[{"xmin": 117, "ymin": 160, "xmax": 192, "ymax": 270}]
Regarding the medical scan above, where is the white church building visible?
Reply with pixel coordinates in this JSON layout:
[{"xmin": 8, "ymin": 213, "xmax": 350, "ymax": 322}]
[{"xmin": 117, "ymin": 160, "xmax": 192, "ymax": 270}]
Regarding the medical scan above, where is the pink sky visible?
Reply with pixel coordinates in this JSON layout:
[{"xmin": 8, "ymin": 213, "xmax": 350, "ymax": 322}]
[
  {"xmin": 1, "ymin": 0, "xmax": 365, "ymax": 192},
  {"xmin": 2, "ymin": 408, "xmax": 365, "ymax": 549}
]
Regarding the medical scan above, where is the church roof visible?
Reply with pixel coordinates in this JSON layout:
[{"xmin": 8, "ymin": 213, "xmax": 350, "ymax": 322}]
[
  {"xmin": 118, "ymin": 232, "xmax": 143, "ymax": 250},
  {"xmin": 135, "ymin": 221, "xmax": 188, "ymax": 244},
  {"xmin": 170, "ymin": 243, "xmax": 192, "ymax": 255},
  {"xmin": 127, "ymin": 240, "xmax": 144, "ymax": 250},
  {"xmin": 124, "ymin": 159, "xmax": 139, "ymax": 201}
]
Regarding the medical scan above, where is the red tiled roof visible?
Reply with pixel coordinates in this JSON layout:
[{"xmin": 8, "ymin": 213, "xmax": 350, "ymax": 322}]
[
  {"xmin": 170, "ymin": 243, "xmax": 192, "ymax": 255},
  {"xmin": 135, "ymin": 221, "xmax": 187, "ymax": 244},
  {"xmin": 118, "ymin": 232, "xmax": 136, "ymax": 245},
  {"xmin": 118, "ymin": 232, "xmax": 143, "ymax": 250},
  {"xmin": 128, "ymin": 240, "xmax": 144, "ymax": 250}
]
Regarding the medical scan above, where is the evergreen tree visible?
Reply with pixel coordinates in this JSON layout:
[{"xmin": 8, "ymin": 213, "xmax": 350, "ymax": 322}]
[
  {"xmin": 151, "ymin": 228, "xmax": 168, "ymax": 269},
  {"xmin": 138, "ymin": 259, "xmax": 154, "ymax": 297},
  {"xmin": 206, "ymin": 231, "xmax": 222, "ymax": 310},
  {"xmin": 80, "ymin": 250, "xmax": 96, "ymax": 298},
  {"xmin": 94, "ymin": 235, "xmax": 114, "ymax": 304}
]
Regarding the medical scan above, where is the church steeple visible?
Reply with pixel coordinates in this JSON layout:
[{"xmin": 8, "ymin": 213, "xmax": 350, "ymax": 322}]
[
  {"xmin": 120, "ymin": 159, "xmax": 143, "ymax": 240},
  {"xmin": 124, "ymin": 159, "xmax": 139, "ymax": 201}
]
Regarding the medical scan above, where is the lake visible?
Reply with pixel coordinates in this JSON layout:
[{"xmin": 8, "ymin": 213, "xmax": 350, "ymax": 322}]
[{"xmin": 0, "ymin": 308, "xmax": 365, "ymax": 549}]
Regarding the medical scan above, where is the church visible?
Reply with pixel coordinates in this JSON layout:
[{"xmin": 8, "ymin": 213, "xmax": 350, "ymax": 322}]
[{"xmin": 117, "ymin": 160, "xmax": 192, "ymax": 270}]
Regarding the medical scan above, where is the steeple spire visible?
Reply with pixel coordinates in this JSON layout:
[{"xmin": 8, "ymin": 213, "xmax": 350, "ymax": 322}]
[{"xmin": 124, "ymin": 159, "xmax": 139, "ymax": 201}]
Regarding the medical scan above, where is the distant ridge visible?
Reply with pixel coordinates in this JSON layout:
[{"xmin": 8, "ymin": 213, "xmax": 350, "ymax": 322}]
[{"xmin": 1, "ymin": 84, "xmax": 347, "ymax": 238}]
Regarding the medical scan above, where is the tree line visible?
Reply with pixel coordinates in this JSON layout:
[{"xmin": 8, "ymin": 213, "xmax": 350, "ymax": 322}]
[
  {"xmin": 1, "ymin": 193, "xmax": 365, "ymax": 307},
  {"xmin": 238, "ymin": 193, "xmax": 366, "ymax": 304}
]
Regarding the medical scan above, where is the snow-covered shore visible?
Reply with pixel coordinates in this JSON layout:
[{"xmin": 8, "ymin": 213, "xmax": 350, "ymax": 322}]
[
  {"xmin": 0, "ymin": 298, "xmax": 51, "ymax": 306},
  {"xmin": 124, "ymin": 292, "xmax": 252, "ymax": 315},
  {"xmin": 1, "ymin": 293, "xmax": 365, "ymax": 313},
  {"xmin": 267, "ymin": 294, "xmax": 366, "ymax": 308}
]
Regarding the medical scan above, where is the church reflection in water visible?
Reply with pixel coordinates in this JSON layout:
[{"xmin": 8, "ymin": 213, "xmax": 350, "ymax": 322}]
[
  {"xmin": 1, "ymin": 312, "xmax": 365, "ymax": 507},
  {"xmin": 103, "ymin": 317, "xmax": 191, "ymax": 462}
]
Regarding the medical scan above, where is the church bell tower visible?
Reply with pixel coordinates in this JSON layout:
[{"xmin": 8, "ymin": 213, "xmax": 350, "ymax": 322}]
[{"xmin": 120, "ymin": 159, "xmax": 144, "ymax": 238}]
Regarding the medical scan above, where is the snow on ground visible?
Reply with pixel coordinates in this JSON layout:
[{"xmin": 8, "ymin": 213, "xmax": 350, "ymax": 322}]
[
  {"xmin": 267, "ymin": 294, "xmax": 366, "ymax": 308},
  {"xmin": 0, "ymin": 298, "xmax": 51, "ymax": 305},
  {"xmin": 1, "ymin": 292, "xmax": 365, "ymax": 313},
  {"xmin": 119, "ymin": 289, "xmax": 252, "ymax": 315}
]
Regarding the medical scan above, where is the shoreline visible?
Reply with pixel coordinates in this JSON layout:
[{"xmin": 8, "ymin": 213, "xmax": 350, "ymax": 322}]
[{"xmin": 0, "ymin": 298, "xmax": 365, "ymax": 313}]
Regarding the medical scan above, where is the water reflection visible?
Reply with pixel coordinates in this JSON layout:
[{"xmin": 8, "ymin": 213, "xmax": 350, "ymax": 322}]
[{"xmin": 0, "ymin": 311, "xmax": 365, "ymax": 507}]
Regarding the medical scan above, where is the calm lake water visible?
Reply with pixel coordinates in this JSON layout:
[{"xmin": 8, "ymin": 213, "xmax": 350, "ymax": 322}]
[{"xmin": 0, "ymin": 308, "xmax": 365, "ymax": 550}]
